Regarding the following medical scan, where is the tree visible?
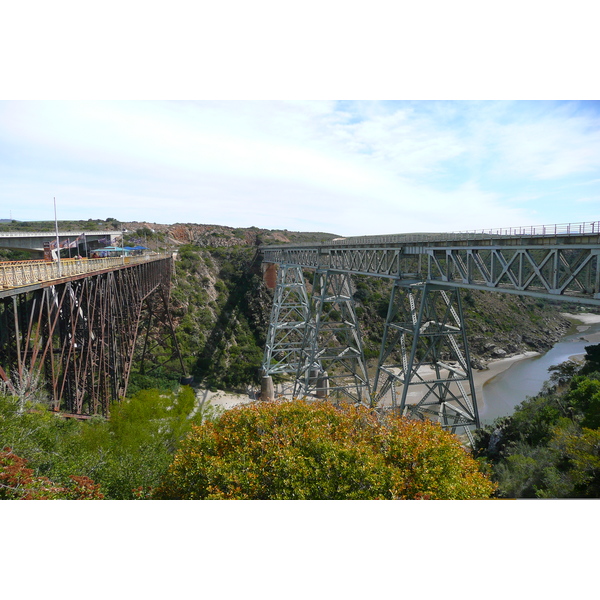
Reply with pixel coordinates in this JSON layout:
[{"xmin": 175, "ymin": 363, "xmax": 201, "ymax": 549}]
[
  {"xmin": 154, "ymin": 400, "xmax": 495, "ymax": 500},
  {"xmin": 581, "ymin": 343, "xmax": 600, "ymax": 375},
  {"xmin": 565, "ymin": 377, "xmax": 600, "ymax": 429},
  {"xmin": 558, "ymin": 427, "xmax": 600, "ymax": 497}
]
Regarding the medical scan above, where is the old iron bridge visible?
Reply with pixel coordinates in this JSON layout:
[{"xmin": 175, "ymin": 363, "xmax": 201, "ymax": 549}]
[{"xmin": 0, "ymin": 253, "xmax": 183, "ymax": 418}]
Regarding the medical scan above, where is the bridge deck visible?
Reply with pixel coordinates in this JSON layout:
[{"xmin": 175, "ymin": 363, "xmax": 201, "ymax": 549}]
[
  {"xmin": 263, "ymin": 221, "xmax": 600, "ymax": 249},
  {"xmin": 261, "ymin": 222, "xmax": 600, "ymax": 305},
  {"xmin": 0, "ymin": 254, "xmax": 171, "ymax": 298}
]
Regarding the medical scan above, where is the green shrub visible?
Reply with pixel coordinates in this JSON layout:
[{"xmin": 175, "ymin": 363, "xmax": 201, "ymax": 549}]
[{"xmin": 154, "ymin": 400, "xmax": 495, "ymax": 500}]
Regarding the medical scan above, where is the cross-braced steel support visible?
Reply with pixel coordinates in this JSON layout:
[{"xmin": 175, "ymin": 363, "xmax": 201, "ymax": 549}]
[
  {"xmin": 373, "ymin": 282, "xmax": 479, "ymax": 442},
  {"xmin": 262, "ymin": 264, "xmax": 312, "ymax": 378},
  {"xmin": 137, "ymin": 284, "xmax": 186, "ymax": 379},
  {"xmin": 294, "ymin": 270, "xmax": 370, "ymax": 404}
]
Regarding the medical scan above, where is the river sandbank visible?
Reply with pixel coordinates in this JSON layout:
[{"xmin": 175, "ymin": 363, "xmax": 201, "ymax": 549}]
[
  {"xmin": 561, "ymin": 312, "xmax": 600, "ymax": 346},
  {"xmin": 193, "ymin": 351, "xmax": 542, "ymax": 415},
  {"xmin": 193, "ymin": 386, "xmax": 258, "ymax": 414},
  {"xmin": 560, "ymin": 312, "xmax": 600, "ymax": 326}
]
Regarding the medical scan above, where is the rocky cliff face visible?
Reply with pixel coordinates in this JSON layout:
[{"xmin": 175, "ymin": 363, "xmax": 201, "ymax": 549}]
[{"xmin": 460, "ymin": 289, "xmax": 571, "ymax": 368}]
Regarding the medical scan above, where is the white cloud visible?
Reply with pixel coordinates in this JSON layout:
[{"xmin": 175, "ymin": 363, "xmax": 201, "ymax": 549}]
[
  {"xmin": 331, "ymin": 105, "xmax": 467, "ymax": 177},
  {"xmin": 1, "ymin": 100, "xmax": 599, "ymax": 234},
  {"xmin": 482, "ymin": 104, "xmax": 600, "ymax": 180},
  {"xmin": 575, "ymin": 196, "xmax": 600, "ymax": 204}
]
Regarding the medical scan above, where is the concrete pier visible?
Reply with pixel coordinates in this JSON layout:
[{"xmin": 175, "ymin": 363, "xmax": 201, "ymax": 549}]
[
  {"xmin": 316, "ymin": 371, "xmax": 329, "ymax": 398},
  {"xmin": 261, "ymin": 375, "xmax": 275, "ymax": 401}
]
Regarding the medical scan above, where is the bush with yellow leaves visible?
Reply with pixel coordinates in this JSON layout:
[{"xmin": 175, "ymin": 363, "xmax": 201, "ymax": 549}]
[{"xmin": 154, "ymin": 400, "xmax": 495, "ymax": 500}]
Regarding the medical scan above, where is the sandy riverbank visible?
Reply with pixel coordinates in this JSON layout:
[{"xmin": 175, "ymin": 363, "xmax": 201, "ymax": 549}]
[
  {"xmin": 193, "ymin": 351, "xmax": 543, "ymax": 415},
  {"xmin": 560, "ymin": 312, "xmax": 600, "ymax": 326},
  {"xmin": 377, "ymin": 351, "xmax": 542, "ymax": 413},
  {"xmin": 561, "ymin": 312, "xmax": 600, "ymax": 346},
  {"xmin": 472, "ymin": 351, "xmax": 540, "ymax": 406},
  {"xmin": 193, "ymin": 387, "xmax": 258, "ymax": 413},
  {"xmin": 194, "ymin": 312, "xmax": 600, "ymax": 414}
]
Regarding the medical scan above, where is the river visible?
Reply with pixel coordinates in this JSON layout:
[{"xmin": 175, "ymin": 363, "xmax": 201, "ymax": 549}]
[{"xmin": 479, "ymin": 315, "xmax": 600, "ymax": 424}]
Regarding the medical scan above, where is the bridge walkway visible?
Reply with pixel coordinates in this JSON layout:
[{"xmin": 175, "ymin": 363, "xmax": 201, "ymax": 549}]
[{"xmin": 0, "ymin": 254, "xmax": 171, "ymax": 297}]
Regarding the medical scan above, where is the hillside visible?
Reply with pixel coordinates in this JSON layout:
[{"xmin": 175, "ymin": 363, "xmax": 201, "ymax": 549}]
[{"xmin": 122, "ymin": 221, "xmax": 339, "ymax": 249}]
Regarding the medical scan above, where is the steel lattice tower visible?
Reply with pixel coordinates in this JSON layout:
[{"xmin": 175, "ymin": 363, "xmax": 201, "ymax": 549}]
[
  {"xmin": 294, "ymin": 270, "xmax": 370, "ymax": 404},
  {"xmin": 373, "ymin": 282, "xmax": 479, "ymax": 443},
  {"xmin": 262, "ymin": 264, "xmax": 312, "ymax": 377}
]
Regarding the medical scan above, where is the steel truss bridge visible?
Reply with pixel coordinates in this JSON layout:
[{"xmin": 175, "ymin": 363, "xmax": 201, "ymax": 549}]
[
  {"xmin": 261, "ymin": 222, "xmax": 600, "ymax": 443},
  {"xmin": 0, "ymin": 255, "xmax": 184, "ymax": 418}
]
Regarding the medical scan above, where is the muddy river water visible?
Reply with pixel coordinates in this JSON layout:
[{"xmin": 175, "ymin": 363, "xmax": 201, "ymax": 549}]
[{"xmin": 479, "ymin": 316, "xmax": 600, "ymax": 424}]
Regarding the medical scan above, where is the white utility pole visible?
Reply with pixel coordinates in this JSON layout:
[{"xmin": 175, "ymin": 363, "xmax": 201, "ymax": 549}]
[{"xmin": 53, "ymin": 197, "xmax": 62, "ymax": 276}]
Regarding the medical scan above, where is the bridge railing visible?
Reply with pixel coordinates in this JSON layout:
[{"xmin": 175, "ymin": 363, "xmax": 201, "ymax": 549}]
[
  {"xmin": 0, "ymin": 230, "xmax": 117, "ymax": 238},
  {"xmin": 0, "ymin": 254, "xmax": 170, "ymax": 290},
  {"xmin": 262, "ymin": 221, "xmax": 600, "ymax": 249},
  {"xmin": 454, "ymin": 221, "xmax": 600, "ymax": 238}
]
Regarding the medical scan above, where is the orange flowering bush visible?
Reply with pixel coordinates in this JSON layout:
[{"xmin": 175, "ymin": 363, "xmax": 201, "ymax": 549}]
[
  {"xmin": 0, "ymin": 447, "xmax": 104, "ymax": 500},
  {"xmin": 154, "ymin": 400, "xmax": 495, "ymax": 500}
]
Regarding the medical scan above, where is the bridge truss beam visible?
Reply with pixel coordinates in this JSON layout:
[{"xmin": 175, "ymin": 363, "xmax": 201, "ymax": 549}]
[
  {"xmin": 261, "ymin": 228, "xmax": 600, "ymax": 438},
  {"xmin": 263, "ymin": 242, "xmax": 600, "ymax": 304},
  {"xmin": 263, "ymin": 265, "xmax": 312, "ymax": 377},
  {"xmin": 262, "ymin": 265, "xmax": 478, "ymax": 437},
  {"xmin": 0, "ymin": 258, "xmax": 184, "ymax": 417}
]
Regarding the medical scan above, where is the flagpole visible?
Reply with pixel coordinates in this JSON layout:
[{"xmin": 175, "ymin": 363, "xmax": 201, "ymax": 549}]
[{"xmin": 53, "ymin": 197, "xmax": 62, "ymax": 276}]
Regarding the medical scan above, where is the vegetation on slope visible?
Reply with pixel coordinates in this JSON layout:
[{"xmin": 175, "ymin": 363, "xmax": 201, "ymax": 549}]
[
  {"xmin": 1, "ymin": 386, "xmax": 496, "ymax": 500},
  {"xmin": 168, "ymin": 244, "xmax": 271, "ymax": 390},
  {"xmin": 0, "ymin": 217, "xmax": 124, "ymax": 233},
  {"xmin": 0, "ymin": 386, "xmax": 217, "ymax": 499},
  {"xmin": 474, "ymin": 344, "xmax": 600, "ymax": 498}
]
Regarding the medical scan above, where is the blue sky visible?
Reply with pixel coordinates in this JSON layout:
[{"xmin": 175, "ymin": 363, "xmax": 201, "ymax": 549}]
[{"xmin": 1, "ymin": 100, "xmax": 599, "ymax": 236}]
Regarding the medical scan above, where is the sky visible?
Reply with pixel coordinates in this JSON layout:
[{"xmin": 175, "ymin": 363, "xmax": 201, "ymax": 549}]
[{"xmin": 1, "ymin": 100, "xmax": 599, "ymax": 236}]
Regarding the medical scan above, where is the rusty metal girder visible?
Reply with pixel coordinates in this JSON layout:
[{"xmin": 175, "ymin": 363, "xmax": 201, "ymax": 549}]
[{"xmin": 0, "ymin": 257, "xmax": 183, "ymax": 417}]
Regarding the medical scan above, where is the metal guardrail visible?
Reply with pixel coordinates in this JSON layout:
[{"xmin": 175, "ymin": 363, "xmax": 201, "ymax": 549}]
[
  {"xmin": 456, "ymin": 221, "xmax": 599, "ymax": 238},
  {"xmin": 0, "ymin": 254, "xmax": 170, "ymax": 290},
  {"xmin": 0, "ymin": 230, "xmax": 117, "ymax": 238},
  {"xmin": 262, "ymin": 221, "xmax": 600, "ymax": 249}
]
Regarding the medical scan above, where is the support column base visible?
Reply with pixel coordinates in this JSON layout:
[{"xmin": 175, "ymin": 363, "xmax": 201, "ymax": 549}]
[
  {"xmin": 315, "ymin": 371, "xmax": 329, "ymax": 398},
  {"xmin": 261, "ymin": 375, "xmax": 275, "ymax": 401}
]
